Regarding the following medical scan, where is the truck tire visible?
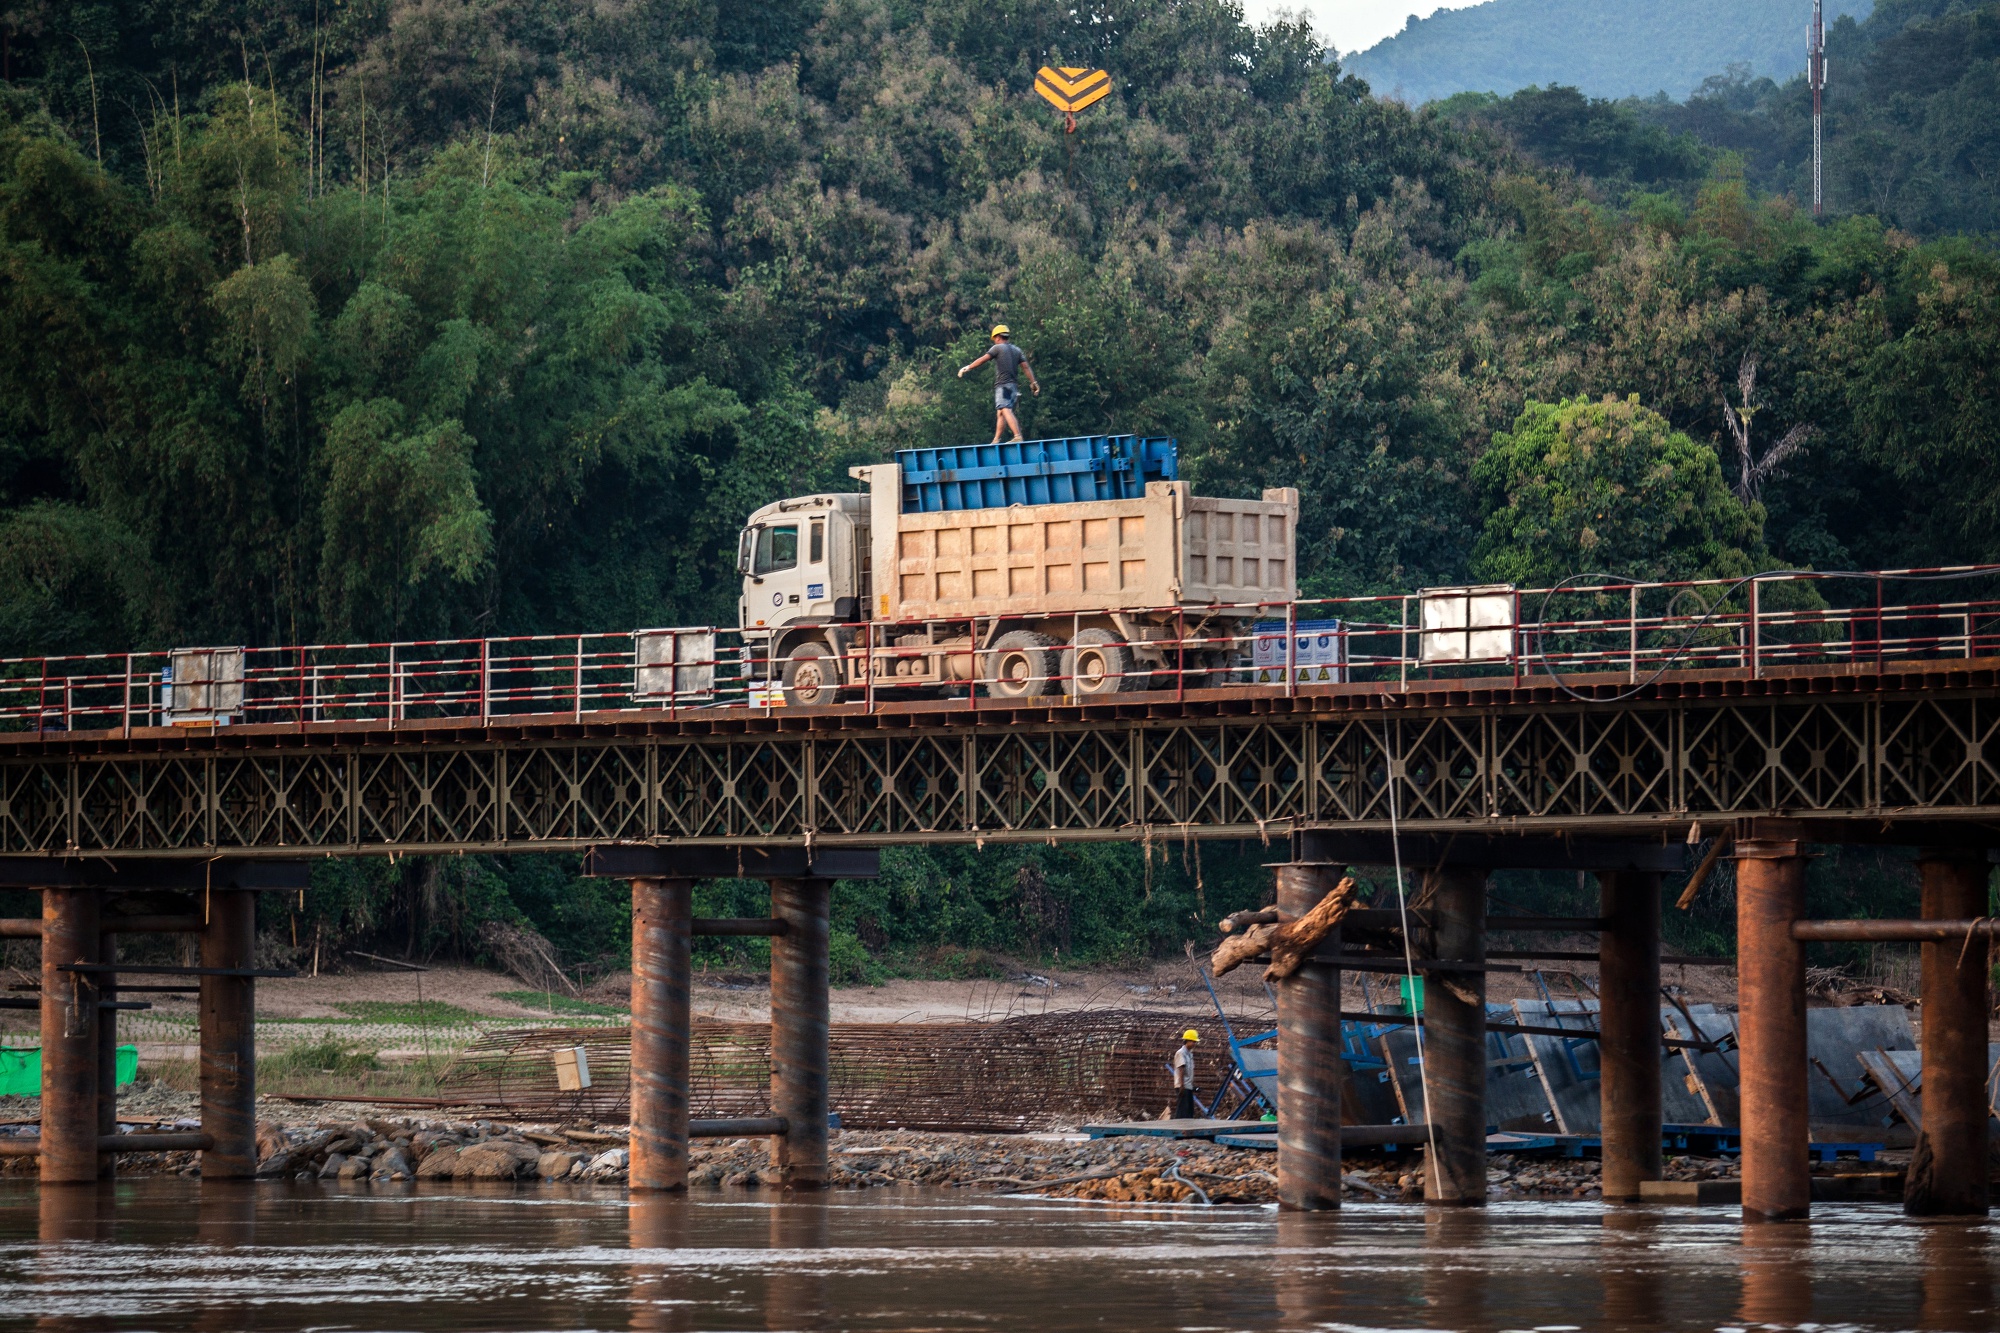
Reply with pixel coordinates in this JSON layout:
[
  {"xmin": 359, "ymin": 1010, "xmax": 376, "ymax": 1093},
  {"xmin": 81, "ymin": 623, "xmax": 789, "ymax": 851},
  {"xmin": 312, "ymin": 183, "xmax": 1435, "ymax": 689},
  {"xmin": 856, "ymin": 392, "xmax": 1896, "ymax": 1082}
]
[
  {"xmin": 781, "ymin": 642, "xmax": 842, "ymax": 709},
  {"xmin": 984, "ymin": 631, "xmax": 1060, "ymax": 700},
  {"xmin": 1063, "ymin": 628, "xmax": 1142, "ymax": 696}
]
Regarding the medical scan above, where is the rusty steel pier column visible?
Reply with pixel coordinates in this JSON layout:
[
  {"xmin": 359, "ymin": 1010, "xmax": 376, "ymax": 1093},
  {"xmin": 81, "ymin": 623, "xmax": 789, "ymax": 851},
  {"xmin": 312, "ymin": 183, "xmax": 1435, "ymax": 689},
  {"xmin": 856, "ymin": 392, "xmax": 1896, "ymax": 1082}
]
[
  {"xmin": 1735, "ymin": 830, "xmax": 1810, "ymax": 1221},
  {"xmin": 631, "ymin": 877, "xmax": 693, "ymax": 1192},
  {"xmin": 1424, "ymin": 864, "xmax": 1487, "ymax": 1205},
  {"xmin": 1598, "ymin": 869, "xmax": 1663, "ymax": 1202},
  {"xmin": 1905, "ymin": 848, "xmax": 1991, "ymax": 1217},
  {"xmin": 199, "ymin": 889, "xmax": 258, "ymax": 1179},
  {"xmin": 98, "ymin": 925, "xmax": 119, "ymax": 1178},
  {"xmin": 39, "ymin": 886, "xmax": 100, "ymax": 1185},
  {"xmin": 1276, "ymin": 863, "xmax": 1343, "ymax": 1210},
  {"xmin": 769, "ymin": 877, "xmax": 830, "ymax": 1189}
]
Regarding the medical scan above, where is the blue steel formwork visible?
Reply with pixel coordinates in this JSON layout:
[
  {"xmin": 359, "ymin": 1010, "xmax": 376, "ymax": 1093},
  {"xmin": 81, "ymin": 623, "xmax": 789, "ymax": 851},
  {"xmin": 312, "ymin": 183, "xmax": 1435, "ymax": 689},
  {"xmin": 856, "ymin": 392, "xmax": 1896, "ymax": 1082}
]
[{"xmin": 896, "ymin": 436, "xmax": 1178, "ymax": 512}]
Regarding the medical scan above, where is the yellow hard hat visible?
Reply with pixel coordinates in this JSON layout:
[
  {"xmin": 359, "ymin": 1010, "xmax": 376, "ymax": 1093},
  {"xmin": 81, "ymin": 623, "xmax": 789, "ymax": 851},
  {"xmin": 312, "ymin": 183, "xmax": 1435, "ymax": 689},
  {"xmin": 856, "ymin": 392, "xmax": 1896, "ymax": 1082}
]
[
  {"xmin": 1181, "ymin": 1029, "xmax": 1200, "ymax": 1042},
  {"xmin": 991, "ymin": 324, "xmax": 1011, "ymax": 338}
]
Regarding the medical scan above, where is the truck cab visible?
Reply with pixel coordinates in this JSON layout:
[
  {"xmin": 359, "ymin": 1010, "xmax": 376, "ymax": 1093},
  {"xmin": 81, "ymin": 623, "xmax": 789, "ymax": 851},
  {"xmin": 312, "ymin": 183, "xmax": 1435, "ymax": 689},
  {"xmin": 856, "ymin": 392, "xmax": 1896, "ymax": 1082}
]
[{"xmin": 736, "ymin": 492, "xmax": 870, "ymax": 642}]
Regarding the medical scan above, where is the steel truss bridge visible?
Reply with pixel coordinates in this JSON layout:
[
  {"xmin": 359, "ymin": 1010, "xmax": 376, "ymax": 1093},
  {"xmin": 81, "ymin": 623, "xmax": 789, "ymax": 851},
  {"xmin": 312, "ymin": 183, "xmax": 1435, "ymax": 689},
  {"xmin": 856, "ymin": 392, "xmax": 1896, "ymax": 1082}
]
[{"xmin": 6, "ymin": 570, "xmax": 2000, "ymax": 857}]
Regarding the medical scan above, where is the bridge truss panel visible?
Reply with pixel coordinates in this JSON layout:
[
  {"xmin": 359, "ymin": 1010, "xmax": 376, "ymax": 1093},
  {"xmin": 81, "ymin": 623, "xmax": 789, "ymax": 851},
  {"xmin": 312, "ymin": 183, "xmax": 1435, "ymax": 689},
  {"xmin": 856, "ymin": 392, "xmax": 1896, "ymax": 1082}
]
[{"xmin": 7, "ymin": 690, "xmax": 2000, "ymax": 856}]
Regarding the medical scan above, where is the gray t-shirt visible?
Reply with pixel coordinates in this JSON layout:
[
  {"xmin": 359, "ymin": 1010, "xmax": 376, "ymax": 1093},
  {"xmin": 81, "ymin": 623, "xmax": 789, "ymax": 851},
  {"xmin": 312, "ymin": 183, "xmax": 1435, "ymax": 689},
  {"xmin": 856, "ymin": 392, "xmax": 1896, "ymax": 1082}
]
[{"xmin": 988, "ymin": 342, "xmax": 1027, "ymax": 387}]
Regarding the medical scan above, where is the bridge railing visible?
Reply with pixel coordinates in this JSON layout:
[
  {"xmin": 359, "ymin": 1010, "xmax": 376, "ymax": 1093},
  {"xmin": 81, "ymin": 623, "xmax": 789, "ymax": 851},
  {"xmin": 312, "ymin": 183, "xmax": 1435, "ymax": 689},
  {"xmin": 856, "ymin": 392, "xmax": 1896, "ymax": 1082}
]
[{"xmin": 5, "ymin": 567, "xmax": 1999, "ymax": 731}]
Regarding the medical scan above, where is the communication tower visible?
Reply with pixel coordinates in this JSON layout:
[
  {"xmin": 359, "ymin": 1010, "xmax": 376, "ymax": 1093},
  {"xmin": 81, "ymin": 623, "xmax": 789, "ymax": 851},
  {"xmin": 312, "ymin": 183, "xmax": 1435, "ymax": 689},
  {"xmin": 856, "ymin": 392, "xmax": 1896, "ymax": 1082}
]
[{"xmin": 1808, "ymin": 0, "xmax": 1827, "ymax": 218}]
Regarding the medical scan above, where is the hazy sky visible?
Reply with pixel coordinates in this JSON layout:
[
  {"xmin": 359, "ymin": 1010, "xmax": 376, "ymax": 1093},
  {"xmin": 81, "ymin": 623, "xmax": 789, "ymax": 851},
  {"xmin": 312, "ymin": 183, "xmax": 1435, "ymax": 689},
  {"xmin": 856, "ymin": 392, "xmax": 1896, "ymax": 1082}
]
[{"xmin": 1243, "ymin": 1, "xmax": 1490, "ymax": 56}]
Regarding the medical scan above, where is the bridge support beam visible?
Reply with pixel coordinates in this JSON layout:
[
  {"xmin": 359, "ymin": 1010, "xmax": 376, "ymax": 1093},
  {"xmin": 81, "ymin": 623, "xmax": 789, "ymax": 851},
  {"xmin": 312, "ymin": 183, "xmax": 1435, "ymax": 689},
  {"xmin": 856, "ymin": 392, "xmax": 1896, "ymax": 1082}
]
[
  {"xmin": 39, "ymin": 886, "xmax": 99, "ymax": 1185},
  {"xmin": 199, "ymin": 889, "xmax": 258, "ymax": 1180},
  {"xmin": 770, "ymin": 877, "xmax": 830, "ymax": 1189},
  {"xmin": 1424, "ymin": 864, "xmax": 1487, "ymax": 1206},
  {"xmin": 1906, "ymin": 849, "xmax": 1992, "ymax": 1217},
  {"xmin": 1276, "ymin": 863, "xmax": 1343, "ymax": 1211},
  {"xmin": 1598, "ymin": 869, "xmax": 1662, "ymax": 1202},
  {"xmin": 1736, "ymin": 829, "xmax": 1810, "ymax": 1221},
  {"xmin": 630, "ymin": 877, "xmax": 692, "ymax": 1192}
]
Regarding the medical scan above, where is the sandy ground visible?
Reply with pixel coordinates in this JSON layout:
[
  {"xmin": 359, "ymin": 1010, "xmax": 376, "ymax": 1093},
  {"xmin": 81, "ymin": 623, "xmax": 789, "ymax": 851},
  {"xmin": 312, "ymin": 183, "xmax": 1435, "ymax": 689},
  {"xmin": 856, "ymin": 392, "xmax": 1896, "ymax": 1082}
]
[
  {"xmin": 593, "ymin": 951, "xmax": 1744, "ymax": 1026},
  {"xmin": 0, "ymin": 950, "xmax": 1747, "ymax": 1061}
]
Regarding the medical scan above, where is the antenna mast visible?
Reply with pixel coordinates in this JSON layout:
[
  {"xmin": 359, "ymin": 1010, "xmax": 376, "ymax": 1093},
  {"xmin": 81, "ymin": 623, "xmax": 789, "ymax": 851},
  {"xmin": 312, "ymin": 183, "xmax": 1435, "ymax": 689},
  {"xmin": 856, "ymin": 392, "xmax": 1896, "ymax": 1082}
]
[{"xmin": 1808, "ymin": 0, "xmax": 1827, "ymax": 218}]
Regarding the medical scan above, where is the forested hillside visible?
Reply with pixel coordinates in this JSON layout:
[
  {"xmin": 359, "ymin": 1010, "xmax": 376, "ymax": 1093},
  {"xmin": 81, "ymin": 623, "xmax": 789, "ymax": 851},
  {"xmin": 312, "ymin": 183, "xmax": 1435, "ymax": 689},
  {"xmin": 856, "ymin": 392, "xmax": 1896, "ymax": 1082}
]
[
  {"xmin": 1, "ymin": 0, "xmax": 1994, "ymax": 977},
  {"xmin": 1343, "ymin": 0, "xmax": 1871, "ymax": 104},
  {"xmin": 1639, "ymin": 0, "xmax": 2000, "ymax": 236}
]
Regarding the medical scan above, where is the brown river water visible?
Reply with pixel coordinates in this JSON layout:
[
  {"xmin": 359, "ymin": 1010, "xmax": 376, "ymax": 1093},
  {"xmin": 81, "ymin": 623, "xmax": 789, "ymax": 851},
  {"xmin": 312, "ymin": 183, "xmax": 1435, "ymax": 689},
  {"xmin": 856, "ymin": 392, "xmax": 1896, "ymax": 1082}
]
[{"xmin": 0, "ymin": 1179, "xmax": 1992, "ymax": 1331}]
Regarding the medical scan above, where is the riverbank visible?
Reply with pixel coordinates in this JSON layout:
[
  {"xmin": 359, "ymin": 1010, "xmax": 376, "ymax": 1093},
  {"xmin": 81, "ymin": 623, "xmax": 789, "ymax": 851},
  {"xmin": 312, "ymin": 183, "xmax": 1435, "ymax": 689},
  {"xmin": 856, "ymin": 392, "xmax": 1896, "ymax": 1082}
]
[{"xmin": 1, "ymin": 1087, "xmax": 1777, "ymax": 1202}]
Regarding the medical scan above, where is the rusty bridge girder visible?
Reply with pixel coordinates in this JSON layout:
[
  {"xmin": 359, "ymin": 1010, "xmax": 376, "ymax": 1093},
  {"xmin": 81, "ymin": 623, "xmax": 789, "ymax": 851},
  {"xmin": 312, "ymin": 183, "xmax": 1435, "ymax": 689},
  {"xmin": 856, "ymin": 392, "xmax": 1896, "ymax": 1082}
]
[{"xmin": 4, "ymin": 668, "xmax": 2000, "ymax": 856}]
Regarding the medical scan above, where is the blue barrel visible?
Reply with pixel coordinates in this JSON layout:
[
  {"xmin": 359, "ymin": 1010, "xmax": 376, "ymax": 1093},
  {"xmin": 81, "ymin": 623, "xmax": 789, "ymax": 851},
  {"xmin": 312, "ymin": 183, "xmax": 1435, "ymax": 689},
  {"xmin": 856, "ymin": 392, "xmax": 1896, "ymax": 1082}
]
[{"xmin": 896, "ymin": 436, "xmax": 1177, "ymax": 512}]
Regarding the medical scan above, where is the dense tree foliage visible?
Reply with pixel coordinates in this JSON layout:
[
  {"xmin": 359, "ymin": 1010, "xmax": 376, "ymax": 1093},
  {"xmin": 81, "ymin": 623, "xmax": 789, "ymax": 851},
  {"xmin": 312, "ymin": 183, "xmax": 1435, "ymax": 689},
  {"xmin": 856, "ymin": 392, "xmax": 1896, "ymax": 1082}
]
[
  {"xmin": 0, "ymin": 0, "xmax": 1992, "ymax": 975},
  {"xmin": 1636, "ymin": 0, "xmax": 2000, "ymax": 238}
]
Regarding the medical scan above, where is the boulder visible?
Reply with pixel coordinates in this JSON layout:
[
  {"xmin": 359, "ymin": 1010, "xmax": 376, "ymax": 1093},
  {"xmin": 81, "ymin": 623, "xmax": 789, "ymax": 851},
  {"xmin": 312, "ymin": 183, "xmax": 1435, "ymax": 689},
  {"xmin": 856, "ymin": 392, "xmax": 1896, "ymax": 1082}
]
[
  {"xmin": 585, "ymin": 1149, "xmax": 629, "ymax": 1179},
  {"xmin": 336, "ymin": 1157, "xmax": 370, "ymax": 1181},
  {"xmin": 374, "ymin": 1147, "xmax": 414, "ymax": 1179},
  {"xmin": 536, "ymin": 1151, "xmax": 579, "ymax": 1179},
  {"xmin": 455, "ymin": 1140, "xmax": 540, "ymax": 1180},
  {"xmin": 318, "ymin": 1153, "xmax": 349, "ymax": 1180},
  {"xmin": 416, "ymin": 1144, "xmax": 461, "ymax": 1179}
]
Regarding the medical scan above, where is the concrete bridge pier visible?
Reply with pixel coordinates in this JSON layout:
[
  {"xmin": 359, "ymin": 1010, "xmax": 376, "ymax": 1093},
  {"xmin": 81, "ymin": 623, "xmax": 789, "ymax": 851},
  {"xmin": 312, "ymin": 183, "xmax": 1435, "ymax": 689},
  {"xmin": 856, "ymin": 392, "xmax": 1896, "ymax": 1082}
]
[{"xmin": 1906, "ymin": 847, "xmax": 1992, "ymax": 1217}]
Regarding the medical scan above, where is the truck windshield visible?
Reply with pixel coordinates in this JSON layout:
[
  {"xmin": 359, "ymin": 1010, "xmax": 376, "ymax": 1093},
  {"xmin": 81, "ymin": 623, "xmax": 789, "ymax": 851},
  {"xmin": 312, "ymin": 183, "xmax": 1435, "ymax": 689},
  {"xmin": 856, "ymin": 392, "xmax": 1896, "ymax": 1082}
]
[{"xmin": 752, "ymin": 524, "xmax": 799, "ymax": 575}]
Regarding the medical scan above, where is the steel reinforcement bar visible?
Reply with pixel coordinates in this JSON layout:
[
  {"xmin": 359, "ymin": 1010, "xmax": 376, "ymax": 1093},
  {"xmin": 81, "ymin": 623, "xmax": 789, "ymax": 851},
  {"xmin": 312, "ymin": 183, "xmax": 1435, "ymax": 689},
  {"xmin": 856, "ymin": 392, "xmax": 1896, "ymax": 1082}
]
[{"xmin": 5, "ymin": 665, "xmax": 2000, "ymax": 855}]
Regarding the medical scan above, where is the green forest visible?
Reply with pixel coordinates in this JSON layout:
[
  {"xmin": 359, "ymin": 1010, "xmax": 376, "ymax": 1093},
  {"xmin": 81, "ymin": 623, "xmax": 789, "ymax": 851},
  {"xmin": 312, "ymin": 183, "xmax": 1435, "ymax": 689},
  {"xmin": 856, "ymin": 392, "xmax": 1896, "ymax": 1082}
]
[
  {"xmin": 1344, "ymin": 0, "xmax": 1871, "ymax": 106},
  {"xmin": 1, "ymin": 0, "xmax": 1995, "ymax": 982}
]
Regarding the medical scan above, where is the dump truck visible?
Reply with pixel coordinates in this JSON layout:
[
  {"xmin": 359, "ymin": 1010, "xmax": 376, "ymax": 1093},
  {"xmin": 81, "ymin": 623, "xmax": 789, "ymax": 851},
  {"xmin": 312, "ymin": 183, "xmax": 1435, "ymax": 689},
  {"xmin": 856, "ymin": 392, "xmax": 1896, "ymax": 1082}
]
[{"xmin": 736, "ymin": 435, "xmax": 1299, "ymax": 705}]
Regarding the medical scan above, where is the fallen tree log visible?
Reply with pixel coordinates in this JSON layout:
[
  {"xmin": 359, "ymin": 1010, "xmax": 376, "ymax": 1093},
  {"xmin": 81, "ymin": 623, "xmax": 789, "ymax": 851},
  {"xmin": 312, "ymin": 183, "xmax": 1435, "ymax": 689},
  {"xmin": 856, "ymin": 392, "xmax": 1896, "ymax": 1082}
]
[{"xmin": 1211, "ymin": 876, "xmax": 1361, "ymax": 982}]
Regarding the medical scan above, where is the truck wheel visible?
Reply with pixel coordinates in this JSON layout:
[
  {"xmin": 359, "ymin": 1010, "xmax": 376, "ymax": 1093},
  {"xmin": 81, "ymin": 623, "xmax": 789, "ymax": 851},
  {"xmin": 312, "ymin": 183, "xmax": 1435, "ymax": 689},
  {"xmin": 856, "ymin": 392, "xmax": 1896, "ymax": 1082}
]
[
  {"xmin": 1063, "ymin": 628, "xmax": 1141, "ymax": 696},
  {"xmin": 781, "ymin": 642, "xmax": 842, "ymax": 708},
  {"xmin": 984, "ymin": 631, "xmax": 1059, "ymax": 699}
]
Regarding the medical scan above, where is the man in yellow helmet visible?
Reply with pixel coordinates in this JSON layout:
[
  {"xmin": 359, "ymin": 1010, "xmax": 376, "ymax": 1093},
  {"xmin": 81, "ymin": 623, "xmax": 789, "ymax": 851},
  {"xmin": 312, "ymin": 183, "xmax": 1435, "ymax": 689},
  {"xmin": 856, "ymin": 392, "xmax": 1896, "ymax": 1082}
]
[
  {"xmin": 1170, "ymin": 1028, "xmax": 1201, "ymax": 1120},
  {"xmin": 957, "ymin": 325, "xmax": 1040, "ymax": 444}
]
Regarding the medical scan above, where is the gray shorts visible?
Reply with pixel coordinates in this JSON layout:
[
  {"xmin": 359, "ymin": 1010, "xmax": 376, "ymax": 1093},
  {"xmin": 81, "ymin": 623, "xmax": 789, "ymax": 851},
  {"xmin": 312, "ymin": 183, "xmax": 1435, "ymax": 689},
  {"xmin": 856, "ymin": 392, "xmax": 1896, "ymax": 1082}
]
[{"xmin": 994, "ymin": 383, "xmax": 1019, "ymax": 411}]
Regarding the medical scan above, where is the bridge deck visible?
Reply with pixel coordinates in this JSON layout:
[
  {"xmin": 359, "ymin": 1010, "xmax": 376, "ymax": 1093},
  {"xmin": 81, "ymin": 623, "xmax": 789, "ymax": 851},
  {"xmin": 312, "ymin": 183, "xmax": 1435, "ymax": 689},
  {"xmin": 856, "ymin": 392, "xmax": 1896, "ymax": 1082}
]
[{"xmin": 2, "ymin": 653, "xmax": 1999, "ymax": 856}]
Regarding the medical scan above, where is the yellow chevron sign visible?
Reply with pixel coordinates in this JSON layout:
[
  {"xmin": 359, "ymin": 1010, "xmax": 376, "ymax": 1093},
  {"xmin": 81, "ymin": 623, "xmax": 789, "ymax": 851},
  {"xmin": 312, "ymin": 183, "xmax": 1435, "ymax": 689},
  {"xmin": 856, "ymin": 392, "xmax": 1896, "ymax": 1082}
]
[{"xmin": 1034, "ymin": 66, "xmax": 1111, "ymax": 115}]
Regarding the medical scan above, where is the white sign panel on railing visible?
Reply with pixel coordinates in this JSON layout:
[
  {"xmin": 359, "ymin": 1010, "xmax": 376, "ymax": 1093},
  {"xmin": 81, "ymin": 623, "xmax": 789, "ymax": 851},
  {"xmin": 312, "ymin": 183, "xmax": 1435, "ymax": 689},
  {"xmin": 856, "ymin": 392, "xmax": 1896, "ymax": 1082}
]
[
  {"xmin": 1419, "ymin": 585, "xmax": 1516, "ymax": 663},
  {"xmin": 1252, "ymin": 620, "xmax": 1345, "ymax": 684},
  {"xmin": 634, "ymin": 630, "xmax": 715, "ymax": 700},
  {"xmin": 166, "ymin": 647, "xmax": 244, "ymax": 724}
]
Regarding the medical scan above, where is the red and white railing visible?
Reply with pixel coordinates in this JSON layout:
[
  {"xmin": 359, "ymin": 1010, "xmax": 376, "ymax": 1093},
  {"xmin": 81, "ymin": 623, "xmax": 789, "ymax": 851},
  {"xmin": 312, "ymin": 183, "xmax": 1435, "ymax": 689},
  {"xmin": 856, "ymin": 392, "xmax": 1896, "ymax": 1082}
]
[{"xmin": 4, "ymin": 566, "xmax": 1999, "ymax": 733}]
